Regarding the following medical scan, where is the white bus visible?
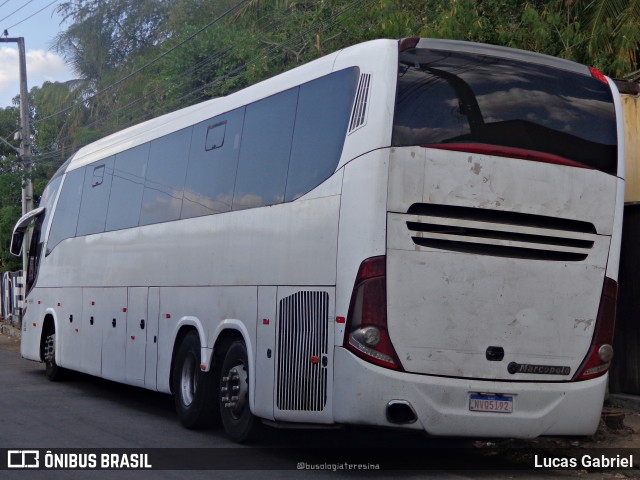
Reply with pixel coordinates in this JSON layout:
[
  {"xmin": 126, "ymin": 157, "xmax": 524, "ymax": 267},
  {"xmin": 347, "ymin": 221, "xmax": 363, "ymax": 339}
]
[{"xmin": 11, "ymin": 38, "xmax": 624, "ymax": 442}]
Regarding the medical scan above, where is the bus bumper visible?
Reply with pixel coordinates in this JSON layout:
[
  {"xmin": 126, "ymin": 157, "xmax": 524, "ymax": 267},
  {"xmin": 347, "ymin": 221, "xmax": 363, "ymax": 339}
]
[{"xmin": 332, "ymin": 347, "xmax": 606, "ymax": 438}]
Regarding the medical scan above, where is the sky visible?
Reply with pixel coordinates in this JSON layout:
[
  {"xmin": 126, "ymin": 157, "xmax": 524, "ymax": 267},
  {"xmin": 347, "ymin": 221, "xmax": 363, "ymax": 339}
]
[{"xmin": 0, "ymin": 0, "xmax": 75, "ymax": 109}]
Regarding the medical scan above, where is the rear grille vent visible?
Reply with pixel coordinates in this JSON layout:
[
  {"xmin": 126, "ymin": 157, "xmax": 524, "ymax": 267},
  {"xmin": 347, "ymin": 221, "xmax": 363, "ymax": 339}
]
[
  {"xmin": 276, "ymin": 291, "xmax": 329, "ymax": 411},
  {"xmin": 406, "ymin": 204, "xmax": 597, "ymax": 261},
  {"xmin": 348, "ymin": 73, "xmax": 371, "ymax": 133}
]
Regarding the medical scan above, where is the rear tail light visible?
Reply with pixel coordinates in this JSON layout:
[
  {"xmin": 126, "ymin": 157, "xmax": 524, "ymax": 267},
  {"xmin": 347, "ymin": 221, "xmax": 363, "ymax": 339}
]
[
  {"xmin": 589, "ymin": 66, "xmax": 608, "ymax": 85},
  {"xmin": 572, "ymin": 277, "xmax": 618, "ymax": 381},
  {"xmin": 343, "ymin": 256, "xmax": 403, "ymax": 371}
]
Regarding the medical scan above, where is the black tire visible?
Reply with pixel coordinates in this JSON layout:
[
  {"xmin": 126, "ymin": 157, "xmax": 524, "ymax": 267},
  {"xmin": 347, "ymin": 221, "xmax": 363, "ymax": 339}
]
[
  {"xmin": 43, "ymin": 329, "xmax": 65, "ymax": 381},
  {"xmin": 218, "ymin": 340, "xmax": 263, "ymax": 443},
  {"xmin": 172, "ymin": 331, "xmax": 220, "ymax": 429}
]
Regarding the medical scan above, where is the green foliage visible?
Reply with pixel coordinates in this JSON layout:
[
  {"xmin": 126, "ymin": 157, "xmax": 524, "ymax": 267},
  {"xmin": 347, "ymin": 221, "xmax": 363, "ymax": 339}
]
[
  {"xmin": 0, "ymin": 156, "xmax": 22, "ymax": 271},
  {"xmin": 53, "ymin": 0, "xmax": 172, "ymax": 75}
]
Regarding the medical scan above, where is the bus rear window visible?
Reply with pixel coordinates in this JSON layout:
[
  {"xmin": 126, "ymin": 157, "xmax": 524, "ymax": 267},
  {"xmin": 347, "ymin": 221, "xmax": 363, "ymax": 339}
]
[{"xmin": 392, "ymin": 48, "xmax": 618, "ymax": 175}]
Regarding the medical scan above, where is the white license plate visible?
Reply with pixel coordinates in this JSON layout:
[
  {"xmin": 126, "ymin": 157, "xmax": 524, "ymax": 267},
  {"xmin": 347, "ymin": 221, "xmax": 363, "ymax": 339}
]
[{"xmin": 469, "ymin": 394, "xmax": 513, "ymax": 414}]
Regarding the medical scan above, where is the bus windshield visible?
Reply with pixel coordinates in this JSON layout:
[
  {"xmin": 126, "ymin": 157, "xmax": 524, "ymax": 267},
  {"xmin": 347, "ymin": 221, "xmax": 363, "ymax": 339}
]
[{"xmin": 393, "ymin": 48, "xmax": 618, "ymax": 175}]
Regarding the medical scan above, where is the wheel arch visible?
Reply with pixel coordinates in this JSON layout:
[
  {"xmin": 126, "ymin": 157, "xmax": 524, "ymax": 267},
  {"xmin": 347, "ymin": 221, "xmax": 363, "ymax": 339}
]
[
  {"xmin": 210, "ymin": 320, "xmax": 253, "ymax": 365},
  {"xmin": 168, "ymin": 317, "xmax": 206, "ymax": 394},
  {"xmin": 39, "ymin": 309, "xmax": 58, "ymax": 363}
]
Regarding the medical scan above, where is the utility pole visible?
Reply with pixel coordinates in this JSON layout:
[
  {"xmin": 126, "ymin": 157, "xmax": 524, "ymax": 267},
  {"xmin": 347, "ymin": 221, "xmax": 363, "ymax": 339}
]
[{"xmin": 1, "ymin": 37, "xmax": 33, "ymax": 275}]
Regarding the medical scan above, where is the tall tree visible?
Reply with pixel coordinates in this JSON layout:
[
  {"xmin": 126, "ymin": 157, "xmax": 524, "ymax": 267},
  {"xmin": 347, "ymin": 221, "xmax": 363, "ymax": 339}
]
[
  {"xmin": 580, "ymin": 0, "xmax": 640, "ymax": 75},
  {"xmin": 53, "ymin": 0, "xmax": 172, "ymax": 79}
]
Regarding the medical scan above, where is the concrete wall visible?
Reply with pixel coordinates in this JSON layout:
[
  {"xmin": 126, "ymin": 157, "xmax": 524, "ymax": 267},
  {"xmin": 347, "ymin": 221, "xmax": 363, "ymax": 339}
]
[
  {"xmin": 612, "ymin": 87, "xmax": 640, "ymax": 394},
  {"xmin": 623, "ymin": 93, "xmax": 640, "ymax": 202}
]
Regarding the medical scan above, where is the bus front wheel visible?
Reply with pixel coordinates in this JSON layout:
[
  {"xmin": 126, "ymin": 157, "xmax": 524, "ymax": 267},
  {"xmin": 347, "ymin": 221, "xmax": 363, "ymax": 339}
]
[
  {"xmin": 43, "ymin": 329, "xmax": 65, "ymax": 381},
  {"xmin": 172, "ymin": 331, "xmax": 219, "ymax": 429},
  {"xmin": 218, "ymin": 340, "xmax": 262, "ymax": 443}
]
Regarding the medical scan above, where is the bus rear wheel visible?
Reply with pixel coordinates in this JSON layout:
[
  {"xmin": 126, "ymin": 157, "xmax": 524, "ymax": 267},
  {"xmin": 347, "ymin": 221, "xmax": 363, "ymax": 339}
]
[
  {"xmin": 172, "ymin": 331, "xmax": 219, "ymax": 429},
  {"xmin": 218, "ymin": 340, "xmax": 262, "ymax": 443}
]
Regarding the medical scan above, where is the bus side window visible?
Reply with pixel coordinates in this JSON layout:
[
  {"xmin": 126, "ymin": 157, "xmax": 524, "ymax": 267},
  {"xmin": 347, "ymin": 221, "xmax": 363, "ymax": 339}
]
[
  {"xmin": 232, "ymin": 88, "xmax": 298, "ymax": 210},
  {"xmin": 285, "ymin": 67, "xmax": 359, "ymax": 202},
  {"xmin": 140, "ymin": 127, "xmax": 192, "ymax": 225},
  {"xmin": 77, "ymin": 157, "xmax": 114, "ymax": 236},
  {"xmin": 182, "ymin": 107, "xmax": 245, "ymax": 219},
  {"xmin": 47, "ymin": 167, "xmax": 85, "ymax": 253},
  {"xmin": 105, "ymin": 143, "xmax": 150, "ymax": 231}
]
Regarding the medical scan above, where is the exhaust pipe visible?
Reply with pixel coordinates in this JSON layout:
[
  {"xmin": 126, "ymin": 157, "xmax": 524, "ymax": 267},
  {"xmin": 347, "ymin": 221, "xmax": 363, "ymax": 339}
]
[{"xmin": 386, "ymin": 400, "xmax": 417, "ymax": 424}]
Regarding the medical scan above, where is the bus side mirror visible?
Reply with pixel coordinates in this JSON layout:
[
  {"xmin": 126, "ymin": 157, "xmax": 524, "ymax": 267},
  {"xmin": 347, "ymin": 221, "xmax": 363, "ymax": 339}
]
[
  {"xmin": 10, "ymin": 230, "xmax": 24, "ymax": 256},
  {"xmin": 10, "ymin": 207, "xmax": 46, "ymax": 256}
]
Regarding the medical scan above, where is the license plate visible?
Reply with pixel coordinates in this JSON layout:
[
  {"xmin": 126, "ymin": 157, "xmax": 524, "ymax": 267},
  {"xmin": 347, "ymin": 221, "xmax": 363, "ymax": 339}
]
[{"xmin": 469, "ymin": 394, "xmax": 513, "ymax": 414}]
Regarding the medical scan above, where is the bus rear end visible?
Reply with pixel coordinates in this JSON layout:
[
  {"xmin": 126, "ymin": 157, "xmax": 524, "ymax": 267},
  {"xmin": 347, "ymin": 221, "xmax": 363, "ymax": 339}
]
[{"xmin": 336, "ymin": 39, "xmax": 623, "ymax": 437}]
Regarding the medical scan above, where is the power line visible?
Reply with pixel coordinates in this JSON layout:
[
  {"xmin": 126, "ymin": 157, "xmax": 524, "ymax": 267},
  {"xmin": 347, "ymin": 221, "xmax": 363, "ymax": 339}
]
[
  {"xmin": 33, "ymin": 4, "xmax": 306, "ymax": 151},
  {"xmin": 0, "ymin": 0, "xmax": 15, "ymax": 9},
  {"xmin": 0, "ymin": 0, "xmax": 34, "ymax": 24},
  {"xmin": 113, "ymin": 0, "xmax": 375, "ymax": 127},
  {"xmin": 6, "ymin": 0, "xmax": 61, "ymax": 31},
  {"xmin": 60, "ymin": 5, "xmax": 296, "ymax": 133},
  {"xmin": 32, "ymin": 0, "xmax": 374, "ymax": 165},
  {"xmin": 34, "ymin": 0, "xmax": 249, "ymax": 125},
  {"xmin": 82, "ymin": 1, "xmax": 297, "ymax": 125},
  {"xmin": 34, "ymin": 0, "xmax": 373, "ymax": 165}
]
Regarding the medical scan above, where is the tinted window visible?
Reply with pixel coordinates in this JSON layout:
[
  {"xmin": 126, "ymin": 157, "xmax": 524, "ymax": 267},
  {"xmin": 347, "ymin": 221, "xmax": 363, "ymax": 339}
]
[
  {"xmin": 30, "ymin": 176, "xmax": 61, "ymax": 280},
  {"xmin": 106, "ymin": 143, "xmax": 149, "ymax": 231},
  {"xmin": 233, "ymin": 89, "xmax": 298, "ymax": 210},
  {"xmin": 285, "ymin": 67, "xmax": 358, "ymax": 201},
  {"xmin": 393, "ymin": 49, "xmax": 617, "ymax": 174},
  {"xmin": 47, "ymin": 167, "xmax": 85, "ymax": 252},
  {"xmin": 182, "ymin": 108, "xmax": 245, "ymax": 218},
  {"xmin": 140, "ymin": 128, "xmax": 191, "ymax": 225},
  {"xmin": 77, "ymin": 157, "xmax": 114, "ymax": 235}
]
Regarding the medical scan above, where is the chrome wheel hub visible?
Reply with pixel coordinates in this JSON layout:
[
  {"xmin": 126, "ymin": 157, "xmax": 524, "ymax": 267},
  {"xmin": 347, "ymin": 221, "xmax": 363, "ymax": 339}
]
[
  {"xmin": 180, "ymin": 355, "xmax": 197, "ymax": 407},
  {"xmin": 44, "ymin": 334, "xmax": 55, "ymax": 363},
  {"xmin": 220, "ymin": 364, "xmax": 248, "ymax": 419}
]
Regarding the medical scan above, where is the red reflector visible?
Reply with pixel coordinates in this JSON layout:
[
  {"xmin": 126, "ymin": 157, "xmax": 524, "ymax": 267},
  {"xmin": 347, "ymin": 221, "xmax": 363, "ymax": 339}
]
[
  {"xmin": 262, "ymin": 318, "xmax": 270, "ymax": 325},
  {"xmin": 32, "ymin": 322, "xmax": 36, "ymax": 327},
  {"xmin": 310, "ymin": 356, "xmax": 320, "ymax": 364},
  {"xmin": 74, "ymin": 328, "xmax": 79, "ymax": 333},
  {"xmin": 131, "ymin": 336, "xmax": 135, "ymax": 340},
  {"xmin": 57, "ymin": 303, "xmax": 61, "ymax": 307},
  {"xmin": 91, "ymin": 301, "xmax": 95, "ymax": 306},
  {"xmin": 336, "ymin": 316, "xmax": 346, "ymax": 324},
  {"xmin": 37, "ymin": 300, "xmax": 41, "ymax": 304},
  {"xmin": 122, "ymin": 308, "xmax": 127, "ymax": 313},
  {"xmin": 589, "ymin": 66, "xmax": 608, "ymax": 85},
  {"xmin": 165, "ymin": 314, "xmax": 171, "ymax": 319}
]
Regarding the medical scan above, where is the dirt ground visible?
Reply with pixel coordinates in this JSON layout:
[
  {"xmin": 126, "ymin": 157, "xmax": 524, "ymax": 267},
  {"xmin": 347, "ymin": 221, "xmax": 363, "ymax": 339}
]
[{"xmin": 0, "ymin": 328, "xmax": 20, "ymax": 353}]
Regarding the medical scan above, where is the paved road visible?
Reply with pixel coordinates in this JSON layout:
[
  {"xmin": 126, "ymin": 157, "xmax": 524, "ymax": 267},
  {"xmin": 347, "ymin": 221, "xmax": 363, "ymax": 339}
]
[{"xmin": 0, "ymin": 337, "xmax": 633, "ymax": 479}]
